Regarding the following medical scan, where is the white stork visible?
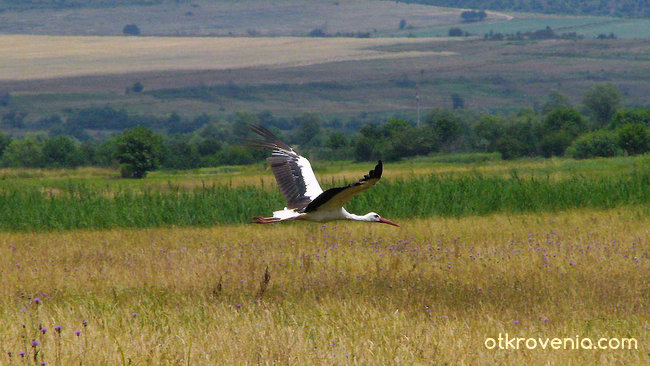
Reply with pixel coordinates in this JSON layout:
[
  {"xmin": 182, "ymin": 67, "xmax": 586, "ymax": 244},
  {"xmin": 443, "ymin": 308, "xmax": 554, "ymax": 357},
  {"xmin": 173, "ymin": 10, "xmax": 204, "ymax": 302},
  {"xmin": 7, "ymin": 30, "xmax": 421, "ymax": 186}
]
[{"xmin": 246, "ymin": 125, "xmax": 399, "ymax": 226}]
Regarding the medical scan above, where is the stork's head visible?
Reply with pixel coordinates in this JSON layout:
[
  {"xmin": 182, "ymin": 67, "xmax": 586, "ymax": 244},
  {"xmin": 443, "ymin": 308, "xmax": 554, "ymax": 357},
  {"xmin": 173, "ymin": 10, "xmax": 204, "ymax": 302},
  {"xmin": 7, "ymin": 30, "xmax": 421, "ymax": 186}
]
[{"xmin": 366, "ymin": 212, "xmax": 399, "ymax": 227}]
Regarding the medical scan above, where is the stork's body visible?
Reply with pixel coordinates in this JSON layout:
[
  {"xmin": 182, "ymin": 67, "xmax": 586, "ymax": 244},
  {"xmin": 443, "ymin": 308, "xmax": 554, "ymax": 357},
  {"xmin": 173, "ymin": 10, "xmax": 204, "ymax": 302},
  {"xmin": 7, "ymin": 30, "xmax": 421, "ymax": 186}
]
[{"xmin": 246, "ymin": 125, "xmax": 398, "ymax": 227}]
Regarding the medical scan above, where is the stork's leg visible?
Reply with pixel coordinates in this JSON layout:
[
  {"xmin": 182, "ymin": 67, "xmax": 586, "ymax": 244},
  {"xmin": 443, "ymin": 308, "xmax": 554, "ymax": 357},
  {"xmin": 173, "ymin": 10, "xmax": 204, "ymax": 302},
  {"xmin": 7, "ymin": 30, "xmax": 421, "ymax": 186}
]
[{"xmin": 251, "ymin": 216, "xmax": 282, "ymax": 224}]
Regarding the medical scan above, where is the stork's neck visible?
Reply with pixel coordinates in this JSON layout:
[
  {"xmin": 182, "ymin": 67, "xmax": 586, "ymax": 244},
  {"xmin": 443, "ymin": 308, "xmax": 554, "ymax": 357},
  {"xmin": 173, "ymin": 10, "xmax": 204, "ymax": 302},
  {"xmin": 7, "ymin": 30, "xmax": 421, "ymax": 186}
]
[{"xmin": 343, "ymin": 210, "xmax": 372, "ymax": 222}]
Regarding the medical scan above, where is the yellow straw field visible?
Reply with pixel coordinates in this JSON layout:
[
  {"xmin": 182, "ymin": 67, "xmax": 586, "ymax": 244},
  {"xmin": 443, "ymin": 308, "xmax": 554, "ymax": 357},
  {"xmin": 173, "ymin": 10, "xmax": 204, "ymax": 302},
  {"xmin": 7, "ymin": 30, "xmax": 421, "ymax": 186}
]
[
  {"xmin": 1, "ymin": 207, "xmax": 647, "ymax": 364},
  {"xmin": 0, "ymin": 35, "xmax": 453, "ymax": 80}
]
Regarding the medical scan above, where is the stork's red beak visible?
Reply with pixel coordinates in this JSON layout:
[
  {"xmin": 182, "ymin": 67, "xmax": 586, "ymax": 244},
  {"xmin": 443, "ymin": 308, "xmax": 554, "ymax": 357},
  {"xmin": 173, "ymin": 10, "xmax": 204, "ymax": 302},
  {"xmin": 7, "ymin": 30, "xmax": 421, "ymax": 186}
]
[{"xmin": 379, "ymin": 217, "xmax": 399, "ymax": 227}]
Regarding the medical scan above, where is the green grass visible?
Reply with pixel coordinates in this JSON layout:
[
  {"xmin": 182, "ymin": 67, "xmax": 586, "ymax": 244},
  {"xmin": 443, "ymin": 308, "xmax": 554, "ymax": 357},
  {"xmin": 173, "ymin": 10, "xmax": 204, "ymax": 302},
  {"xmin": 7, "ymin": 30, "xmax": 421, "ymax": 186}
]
[{"xmin": 1, "ymin": 162, "xmax": 647, "ymax": 231}]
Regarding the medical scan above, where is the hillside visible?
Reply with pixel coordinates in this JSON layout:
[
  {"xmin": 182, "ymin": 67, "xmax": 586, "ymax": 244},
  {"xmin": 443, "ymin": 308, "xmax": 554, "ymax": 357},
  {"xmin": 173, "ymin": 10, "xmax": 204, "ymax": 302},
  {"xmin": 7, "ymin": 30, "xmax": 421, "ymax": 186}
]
[{"xmin": 401, "ymin": 0, "xmax": 649, "ymax": 18}]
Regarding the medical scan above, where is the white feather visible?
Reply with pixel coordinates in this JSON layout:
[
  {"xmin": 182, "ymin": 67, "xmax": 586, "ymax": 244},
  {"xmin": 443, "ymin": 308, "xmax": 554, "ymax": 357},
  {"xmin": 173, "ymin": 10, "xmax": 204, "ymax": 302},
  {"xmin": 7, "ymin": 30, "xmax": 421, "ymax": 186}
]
[{"xmin": 296, "ymin": 155, "xmax": 323, "ymax": 200}]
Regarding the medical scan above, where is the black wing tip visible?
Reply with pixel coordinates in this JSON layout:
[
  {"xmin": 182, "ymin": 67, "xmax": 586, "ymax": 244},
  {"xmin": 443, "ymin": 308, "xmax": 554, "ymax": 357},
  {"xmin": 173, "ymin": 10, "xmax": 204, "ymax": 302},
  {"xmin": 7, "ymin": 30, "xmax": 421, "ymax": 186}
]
[
  {"xmin": 370, "ymin": 160, "xmax": 383, "ymax": 179},
  {"xmin": 246, "ymin": 125, "xmax": 293, "ymax": 152}
]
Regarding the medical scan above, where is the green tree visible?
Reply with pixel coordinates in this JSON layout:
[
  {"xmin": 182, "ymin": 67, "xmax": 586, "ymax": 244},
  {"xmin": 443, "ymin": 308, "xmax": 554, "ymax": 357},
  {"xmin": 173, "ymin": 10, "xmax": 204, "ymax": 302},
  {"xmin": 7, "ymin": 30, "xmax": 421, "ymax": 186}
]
[
  {"xmin": 161, "ymin": 135, "xmax": 200, "ymax": 170},
  {"xmin": 541, "ymin": 91, "xmax": 571, "ymax": 114},
  {"xmin": 473, "ymin": 115, "xmax": 505, "ymax": 152},
  {"xmin": 539, "ymin": 131, "xmax": 573, "ymax": 157},
  {"xmin": 293, "ymin": 113, "xmax": 321, "ymax": 147},
  {"xmin": 567, "ymin": 130, "xmax": 622, "ymax": 159},
  {"xmin": 114, "ymin": 126, "xmax": 163, "ymax": 178},
  {"xmin": 326, "ymin": 130, "xmax": 347, "ymax": 150},
  {"xmin": 1, "ymin": 110, "xmax": 26, "ymax": 128},
  {"xmin": 609, "ymin": 108, "xmax": 650, "ymax": 129},
  {"xmin": 451, "ymin": 93, "xmax": 464, "ymax": 109},
  {"xmin": 0, "ymin": 131, "xmax": 11, "ymax": 158},
  {"xmin": 1, "ymin": 134, "xmax": 44, "ymax": 167},
  {"xmin": 123, "ymin": 24, "xmax": 141, "ymax": 36},
  {"xmin": 231, "ymin": 111, "xmax": 259, "ymax": 140},
  {"xmin": 425, "ymin": 109, "xmax": 462, "ymax": 151},
  {"xmin": 582, "ymin": 83, "xmax": 621, "ymax": 128},
  {"xmin": 543, "ymin": 108, "xmax": 587, "ymax": 138},
  {"xmin": 42, "ymin": 136, "xmax": 82, "ymax": 167}
]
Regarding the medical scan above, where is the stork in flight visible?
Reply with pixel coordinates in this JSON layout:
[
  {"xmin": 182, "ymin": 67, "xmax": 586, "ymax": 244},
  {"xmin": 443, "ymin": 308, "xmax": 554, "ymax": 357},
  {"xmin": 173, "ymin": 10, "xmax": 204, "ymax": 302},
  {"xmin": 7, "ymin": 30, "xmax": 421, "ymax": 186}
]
[{"xmin": 246, "ymin": 125, "xmax": 399, "ymax": 227}]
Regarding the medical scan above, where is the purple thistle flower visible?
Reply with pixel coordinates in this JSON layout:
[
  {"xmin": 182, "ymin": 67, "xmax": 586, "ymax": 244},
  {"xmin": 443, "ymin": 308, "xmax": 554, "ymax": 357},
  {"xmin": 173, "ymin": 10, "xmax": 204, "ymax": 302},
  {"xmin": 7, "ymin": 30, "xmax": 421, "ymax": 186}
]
[
  {"xmin": 7, "ymin": 351, "xmax": 12, "ymax": 357},
  {"xmin": 513, "ymin": 320, "xmax": 519, "ymax": 325},
  {"xmin": 31, "ymin": 340, "xmax": 39, "ymax": 348},
  {"xmin": 55, "ymin": 325, "xmax": 62, "ymax": 333},
  {"xmin": 18, "ymin": 351, "xmax": 25, "ymax": 357},
  {"xmin": 41, "ymin": 327, "xmax": 47, "ymax": 335},
  {"xmin": 75, "ymin": 330, "xmax": 82, "ymax": 337},
  {"xmin": 34, "ymin": 298, "xmax": 41, "ymax": 304},
  {"xmin": 542, "ymin": 317, "xmax": 549, "ymax": 322},
  {"xmin": 82, "ymin": 319, "xmax": 88, "ymax": 327},
  {"xmin": 236, "ymin": 303, "xmax": 242, "ymax": 308},
  {"xmin": 132, "ymin": 312, "xmax": 138, "ymax": 318}
]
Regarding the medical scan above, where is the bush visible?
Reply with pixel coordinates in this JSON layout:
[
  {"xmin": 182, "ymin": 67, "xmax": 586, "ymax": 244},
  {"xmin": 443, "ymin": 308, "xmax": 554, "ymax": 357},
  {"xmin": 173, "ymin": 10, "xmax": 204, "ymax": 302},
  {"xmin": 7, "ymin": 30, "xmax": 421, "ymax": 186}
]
[
  {"xmin": 609, "ymin": 109, "xmax": 650, "ymax": 129},
  {"xmin": 539, "ymin": 131, "xmax": 573, "ymax": 157},
  {"xmin": 617, "ymin": 123, "xmax": 650, "ymax": 156},
  {"xmin": 448, "ymin": 27, "xmax": 463, "ymax": 37},
  {"xmin": 495, "ymin": 136, "xmax": 527, "ymax": 160},
  {"xmin": 123, "ymin": 24, "xmax": 141, "ymax": 36},
  {"xmin": 567, "ymin": 130, "xmax": 622, "ymax": 159}
]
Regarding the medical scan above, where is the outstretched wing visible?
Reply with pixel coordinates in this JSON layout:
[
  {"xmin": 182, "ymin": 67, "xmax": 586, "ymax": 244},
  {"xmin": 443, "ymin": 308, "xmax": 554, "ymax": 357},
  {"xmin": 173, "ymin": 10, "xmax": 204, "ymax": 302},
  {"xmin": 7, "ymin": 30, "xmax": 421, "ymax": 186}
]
[
  {"xmin": 304, "ymin": 160, "xmax": 383, "ymax": 212},
  {"xmin": 245, "ymin": 125, "xmax": 323, "ymax": 210}
]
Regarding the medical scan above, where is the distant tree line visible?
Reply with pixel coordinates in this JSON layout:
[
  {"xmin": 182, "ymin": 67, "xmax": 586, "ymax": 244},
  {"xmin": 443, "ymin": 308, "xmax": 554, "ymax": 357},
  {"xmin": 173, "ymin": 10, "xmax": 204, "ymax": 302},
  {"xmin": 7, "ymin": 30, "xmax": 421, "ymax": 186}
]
[
  {"xmin": 398, "ymin": 0, "xmax": 649, "ymax": 18},
  {"xmin": 460, "ymin": 10, "xmax": 487, "ymax": 22},
  {"xmin": 484, "ymin": 26, "xmax": 583, "ymax": 41},
  {"xmin": 1, "ymin": 83, "xmax": 649, "ymax": 177}
]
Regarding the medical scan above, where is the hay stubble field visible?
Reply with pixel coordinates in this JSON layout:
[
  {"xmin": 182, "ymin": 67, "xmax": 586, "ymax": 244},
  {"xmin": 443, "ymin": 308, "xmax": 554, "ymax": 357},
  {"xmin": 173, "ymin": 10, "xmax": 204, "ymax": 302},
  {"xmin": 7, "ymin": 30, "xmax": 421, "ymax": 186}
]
[{"xmin": 1, "ymin": 208, "xmax": 647, "ymax": 364}]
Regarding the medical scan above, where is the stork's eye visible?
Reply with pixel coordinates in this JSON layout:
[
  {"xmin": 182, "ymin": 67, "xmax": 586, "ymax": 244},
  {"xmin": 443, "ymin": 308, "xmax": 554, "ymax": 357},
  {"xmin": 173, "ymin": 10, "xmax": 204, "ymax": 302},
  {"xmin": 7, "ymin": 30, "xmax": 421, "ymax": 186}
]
[{"xmin": 374, "ymin": 214, "xmax": 380, "ymax": 219}]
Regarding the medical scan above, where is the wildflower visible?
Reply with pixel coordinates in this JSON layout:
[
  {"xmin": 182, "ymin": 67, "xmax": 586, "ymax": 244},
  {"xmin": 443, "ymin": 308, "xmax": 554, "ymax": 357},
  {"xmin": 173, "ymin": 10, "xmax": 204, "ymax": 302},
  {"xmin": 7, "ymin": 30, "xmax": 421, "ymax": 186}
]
[
  {"xmin": 132, "ymin": 312, "xmax": 138, "ymax": 318},
  {"xmin": 7, "ymin": 351, "xmax": 12, "ymax": 357},
  {"xmin": 82, "ymin": 319, "xmax": 88, "ymax": 327},
  {"xmin": 75, "ymin": 330, "xmax": 82, "ymax": 337},
  {"xmin": 41, "ymin": 327, "xmax": 47, "ymax": 335},
  {"xmin": 542, "ymin": 317, "xmax": 549, "ymax": 322},
  {"xmin": 31, "ymin": 340, "xmax": 39, "ymax": 348},
  {"xmin": 55, "ymin": 325, "xmax": 62, "ymax": 333},
  {"xmin": 330, "ymin": 342, "xmax": 336, "ymax": 346},
  {"xmin": 236, "ymin": 304, "xmax": 242, "ymax": 308},
  {"xmin": 19, "ymin": 351, "xmax": 25, "ymax": 357},
  {"xmin": 513, "ymin": 320, "xmax": 519, "ymax": 325},
  {"xmin": 34, "ymin": 298, "xmax": 41, "ymax": 304}
]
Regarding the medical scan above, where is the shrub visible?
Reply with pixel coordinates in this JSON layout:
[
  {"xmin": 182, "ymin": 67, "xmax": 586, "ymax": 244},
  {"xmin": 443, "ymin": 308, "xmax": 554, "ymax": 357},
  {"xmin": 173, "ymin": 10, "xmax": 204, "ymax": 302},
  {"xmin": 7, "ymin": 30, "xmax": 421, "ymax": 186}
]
[
  {"xmin": 449, "ymin": 27, "xmax": 463, "ymax": 37},
  {"xmin": 539, "ymin": 131, "xmax": 573, "ymax": 157},
  {"xmin": 609, "ymin": 109, "xmax": 650, "ymax": 129},
  {"xmin": 123, "ymin": 24, "xmax": 141, "ymax": 36},
  {"xmin": 617, "ymin": 123, "xmax": 650, "ymax": 155},
  {"xmin": 567, "ymin": 130, "xmax": 622, "ymax": 159}
]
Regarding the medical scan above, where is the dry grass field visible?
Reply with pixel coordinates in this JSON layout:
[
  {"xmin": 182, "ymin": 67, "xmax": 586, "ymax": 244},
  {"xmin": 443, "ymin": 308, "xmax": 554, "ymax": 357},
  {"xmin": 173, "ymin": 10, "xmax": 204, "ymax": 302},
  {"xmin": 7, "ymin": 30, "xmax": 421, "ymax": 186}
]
[
  {"xmin": 0, "ymin": 207, "xmax": 647, "ymax": 364},
  {"xmin": 0, "ymin": 35, "xmax": 453, "ymax": 81}
]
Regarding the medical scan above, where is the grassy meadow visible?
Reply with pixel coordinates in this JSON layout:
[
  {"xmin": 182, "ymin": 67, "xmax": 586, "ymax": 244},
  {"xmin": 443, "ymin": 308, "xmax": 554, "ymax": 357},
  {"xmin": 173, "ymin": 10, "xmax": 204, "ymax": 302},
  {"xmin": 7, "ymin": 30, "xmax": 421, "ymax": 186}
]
[
  {"xmin": 0, "ymin": 156, "xmax": 648, "ymax": 363},
  {"xmin": 0, "ymin": 155, "xmax": 648, "ymax": 231},
  {"xmin": 0, "ymin": 208, "xmax": 647, "ymax": 364}
]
